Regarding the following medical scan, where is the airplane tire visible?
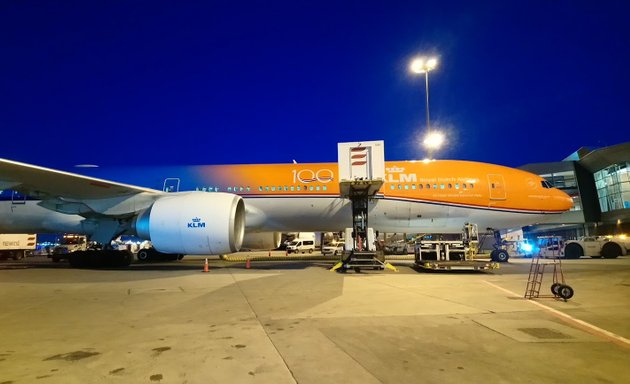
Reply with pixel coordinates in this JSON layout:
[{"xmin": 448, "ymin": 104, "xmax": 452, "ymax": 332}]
[
  {"xmin": 564, "ymin": 243, "xmax": 583, "ymax": 259},
  {"xmin": 308, "ymin": 249, "xmax": 313, "ymax": 254},
  {"xmin": 492, "ymin": 250, "xmax": 509, "ymax": 262},
  {"xmin": 558, "ymin": 284, "xmax": 574, "ymax": 300},
  {"xmin": 601, "ymin": 242, "xmax": 621, "ymax": 259},
  {"xmin": 137, "ymin": 249, "xmax": 151, "ymax": 262}
]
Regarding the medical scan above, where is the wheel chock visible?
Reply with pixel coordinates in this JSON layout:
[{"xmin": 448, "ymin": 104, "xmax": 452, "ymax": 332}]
[
  {"xmin": 330, "ymin": 261, "xmax": 344, "ymax": 272},
  {"xmin": 384, "ymin": 262, "xmax": 399, "ymax": 272}
]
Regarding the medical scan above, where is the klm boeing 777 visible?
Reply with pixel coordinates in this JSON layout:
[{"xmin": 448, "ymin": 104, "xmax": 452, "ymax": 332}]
[{"xmin": 0, "ymin": 144, "xmax": 572, "ymax": 266}]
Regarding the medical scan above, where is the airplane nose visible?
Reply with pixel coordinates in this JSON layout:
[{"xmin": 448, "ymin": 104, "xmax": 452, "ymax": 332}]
[{"xmin": 557, "ymin": 191, "xmax": 573, "ymax": 211}]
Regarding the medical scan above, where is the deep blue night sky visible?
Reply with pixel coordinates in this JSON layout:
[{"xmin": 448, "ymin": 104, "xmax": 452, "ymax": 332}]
[{"xmin": 1, "ymin": 1, "xmax": 629, "ymax": 170}]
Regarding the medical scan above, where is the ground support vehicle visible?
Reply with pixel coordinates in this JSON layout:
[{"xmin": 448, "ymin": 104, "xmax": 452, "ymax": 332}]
[
  {"xmin": 525, "ymin": 237, "xmax": 574, "ymax": 301},
  {"xmin": 414, "ymin": 224, "xmax": 499, "ymax": 271},
  {"xmin": 383, "ymin": 241, "xmax": 413, "ymax": 255},
  {"xmin": 564, "ymin": 236, "xmax": 629, "ymax": 259},
  {"xmin": 331, "ymin": 143, "xmax": 397, "ymax": 273},
  {"xmin": 0, "ymin": 234, "xmax": 36, "ymax": 260},
  {"xmin": 49, "ymin": 234, "xmax": 88, "ymax": 262},
  {"xmin": 286, "ymin": 239, "xmax": 315, "ymax": 254},
  {"xmin": 536, "ymin": 236, "xmax": 565, "ymax": 258},
  {"xmin": 322, "ymin": 241, "xmax": 344, "ymax": 256}
]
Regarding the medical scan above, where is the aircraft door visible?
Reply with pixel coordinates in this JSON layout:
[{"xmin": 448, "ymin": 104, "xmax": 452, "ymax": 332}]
[
  {"xmin": 487, "ymin": 174, "xmax": 506, "ymax": 200},
  {"xmin": 163, "ymin": 178, "xmax": 180, "ymax": 193},
  {"xmin": 11, "ymin": 190, "xmax": 26, "ymax": 205}
]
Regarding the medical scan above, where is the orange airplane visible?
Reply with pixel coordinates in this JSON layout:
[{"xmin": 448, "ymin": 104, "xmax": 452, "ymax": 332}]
[{"xmin": 0, "ymin": 145, "xmax": 572, "ymax": 265}]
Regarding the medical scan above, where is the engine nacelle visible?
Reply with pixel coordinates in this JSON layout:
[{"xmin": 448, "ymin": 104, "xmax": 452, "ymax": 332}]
[
  {"xmin": 241, "ymin": 232, "xmax": 281, "ymax": 250},
  {"xmin": 134, "ymin": 192, "xmax": 245, "ymax": 255}
]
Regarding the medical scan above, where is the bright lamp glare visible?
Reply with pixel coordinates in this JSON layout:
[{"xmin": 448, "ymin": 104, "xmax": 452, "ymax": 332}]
[
  {"xmin": 521, "ymin": 243, "xmax": 533, "ymax": 253},
  {"xmin": 410, "ymin": 58, "xmax": 426, "ymax": 73},
  {"xmin": 410, "ymin": 57, "xmax": 438, "ymax": 74},
  {"xmin": 423, "ymin": 132, "xmax": 444, "ymax": 149}
]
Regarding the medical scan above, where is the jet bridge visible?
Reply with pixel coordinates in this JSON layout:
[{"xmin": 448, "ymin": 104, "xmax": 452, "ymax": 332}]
[{"xmin": 332, "ymin": 141, "xmax": 397, "ymax": 273}]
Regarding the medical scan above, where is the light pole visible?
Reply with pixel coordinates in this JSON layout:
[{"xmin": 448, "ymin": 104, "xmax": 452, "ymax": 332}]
[{"xmin": 410, "ymin": 56, "xmax": 439, "ymax": 158}]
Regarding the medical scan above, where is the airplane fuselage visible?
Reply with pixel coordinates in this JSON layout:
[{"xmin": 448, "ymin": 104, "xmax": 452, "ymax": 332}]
[{"xmin": 0, "ymin": 160, "xmax": 573, "ymax": 235}]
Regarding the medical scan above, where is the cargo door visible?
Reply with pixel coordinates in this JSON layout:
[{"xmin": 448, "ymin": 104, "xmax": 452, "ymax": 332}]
[{"xmin": 487, "ymin": 174, "xmax": 506, "ymax": 200}]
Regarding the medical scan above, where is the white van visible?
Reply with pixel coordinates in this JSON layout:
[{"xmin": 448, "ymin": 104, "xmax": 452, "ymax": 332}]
[{"xmin": 286, "ymin": 239, "xmax": 315, "ymax": 254}]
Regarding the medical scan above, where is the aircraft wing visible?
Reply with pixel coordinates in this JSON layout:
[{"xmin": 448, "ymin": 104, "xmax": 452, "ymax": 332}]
[{"xmin": 0, "ymin": 158, "xmax": 162, "ymax": 200}]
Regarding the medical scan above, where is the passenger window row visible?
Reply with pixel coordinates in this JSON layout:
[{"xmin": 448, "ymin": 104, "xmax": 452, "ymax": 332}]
[
  {"xmin": 258, "ymin": 185, "xmax": 328, "ymax": 192},
  {"xmin": 388, "ymin": 183, "xmax": 475, "ymax": 190},
  {"xmin": 195, "ymin": 185, "xmax": 329, "ymax": 193}
]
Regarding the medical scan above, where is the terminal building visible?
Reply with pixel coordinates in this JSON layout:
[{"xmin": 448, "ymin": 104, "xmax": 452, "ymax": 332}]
[{"xmin": 519, "ymin": 141, "xmax": 630, "ymax": 240}]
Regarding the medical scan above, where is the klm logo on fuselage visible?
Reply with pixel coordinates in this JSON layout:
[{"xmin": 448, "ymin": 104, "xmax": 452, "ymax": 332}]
[
  {"xmin": 385, "ymin": 166, "xmax": 417, "ymax": 183},
  {"xmin": 187, "ymin": 217, "xmax": 206, "ymax": 228}
]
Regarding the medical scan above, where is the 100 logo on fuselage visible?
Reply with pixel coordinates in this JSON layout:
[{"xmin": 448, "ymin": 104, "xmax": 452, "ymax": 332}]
[{"xmin": 292, "ymin": 169, "xmax": 334, "ymax": 184}]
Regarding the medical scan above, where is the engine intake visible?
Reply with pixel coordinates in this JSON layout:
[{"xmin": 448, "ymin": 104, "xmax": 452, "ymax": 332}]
[{"xmin": 134, "ymin": 192, "xmax": 245, "ymax": 255}]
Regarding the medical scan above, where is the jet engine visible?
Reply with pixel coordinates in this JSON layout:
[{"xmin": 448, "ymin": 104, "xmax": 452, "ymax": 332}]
[
  {"xmin": 134, "ymin": 192, "xmax": 245, "ymax": 255},
  {"xmin": 241, "ymin": 232, "xmax": 282, "ymax": 250}
]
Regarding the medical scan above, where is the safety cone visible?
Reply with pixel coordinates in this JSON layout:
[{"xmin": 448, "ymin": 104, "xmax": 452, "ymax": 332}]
[
  {"xmin": 268, "ymin": 249, "xmax": 271, "ymax": 257},
  {"xmin": 203, "ymin": 258, "xmax": 209, "ymax": 273},
  {"xmin": 246, "ymin": 259, "xmax": 251, "ymax": 269}
]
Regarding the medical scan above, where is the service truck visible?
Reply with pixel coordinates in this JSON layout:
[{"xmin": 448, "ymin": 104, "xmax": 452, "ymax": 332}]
[
  {"xmin": 50, "ymin": 234, "xmax": 88, "ymax": 262},
  {"xmin": 0, "ymin": 234, "xmax": 36, "ymax": 260}
]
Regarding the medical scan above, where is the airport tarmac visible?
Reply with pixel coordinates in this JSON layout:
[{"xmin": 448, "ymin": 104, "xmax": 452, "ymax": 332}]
[{"xmin": 1, "ymin": 254, "xmax": 629, "ymax": 383}]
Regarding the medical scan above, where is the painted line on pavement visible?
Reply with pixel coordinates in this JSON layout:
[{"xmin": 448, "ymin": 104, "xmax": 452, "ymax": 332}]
[{"xmin": 484, "ymin": 280, "xmax": 630, "ymax": 349}]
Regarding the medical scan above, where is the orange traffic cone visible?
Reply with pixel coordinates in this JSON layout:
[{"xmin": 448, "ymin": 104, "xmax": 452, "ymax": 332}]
[
  {"xmin": 203, "ymin": 258, "xmax": 209, "ymax": 273},
  {"xmin": 246, "ymin": 259, "xmax": 251, "ymax": 269}
]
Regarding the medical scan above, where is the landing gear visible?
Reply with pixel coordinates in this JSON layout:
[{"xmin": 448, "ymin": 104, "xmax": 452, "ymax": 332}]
[
  {"xmin": 136, "ymin": 248, "xmax": 182, "ymax": 262},
  {"xmin": 489, "ymin": 230, "xmax": 510, "ymax": 263},
  {"xmin": 137, "ymin": 249, "xmax": 151, "ymax": 262},
  {"xmin": 490, "ymin": 249, "xmax": 510, "ymax": 263}
]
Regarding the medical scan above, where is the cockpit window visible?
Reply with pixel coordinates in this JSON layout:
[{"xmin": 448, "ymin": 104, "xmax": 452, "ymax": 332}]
[{"xmin": 541, "ymin": 180, "xmax": 554, "ymax": 189}]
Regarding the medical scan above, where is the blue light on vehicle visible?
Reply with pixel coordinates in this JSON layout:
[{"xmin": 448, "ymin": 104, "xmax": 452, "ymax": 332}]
[{"xmin": 521, "ymin": 243, "xmax": 533, "ymax": 253}]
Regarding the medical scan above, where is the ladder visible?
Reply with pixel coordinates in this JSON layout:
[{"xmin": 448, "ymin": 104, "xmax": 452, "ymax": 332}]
[
  {"xmin": 524, "ymin": 236, "xmax": 574, "ymax": 301},
  {"xmin": 524, "ymin": 255, "xmax": 544, "ymax": 298}
]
